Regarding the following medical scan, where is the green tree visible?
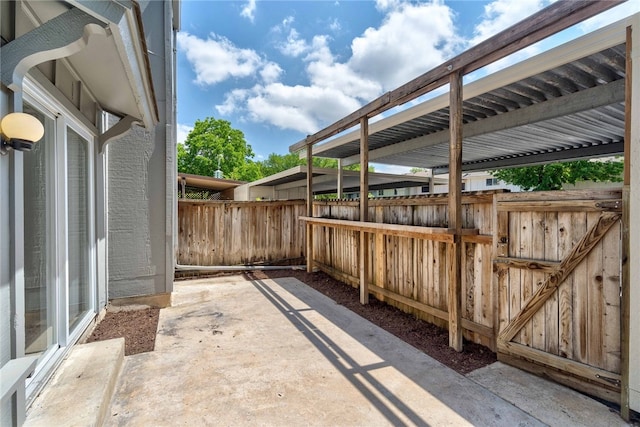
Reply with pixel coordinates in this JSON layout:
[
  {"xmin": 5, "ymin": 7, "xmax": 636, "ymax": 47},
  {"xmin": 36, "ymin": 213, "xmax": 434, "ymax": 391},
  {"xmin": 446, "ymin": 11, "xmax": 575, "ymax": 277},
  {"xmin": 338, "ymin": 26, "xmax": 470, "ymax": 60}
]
[
  {"xmin": 178, "ymin": 117, "xmax": 255, "ymax": 179},
  {"xmin": 491, "ymin": 159, "xmax": 623, "ymax": 191},
  {"xmin": 259, "ymin": 153, "xmax": 304, "ymax": 176}
]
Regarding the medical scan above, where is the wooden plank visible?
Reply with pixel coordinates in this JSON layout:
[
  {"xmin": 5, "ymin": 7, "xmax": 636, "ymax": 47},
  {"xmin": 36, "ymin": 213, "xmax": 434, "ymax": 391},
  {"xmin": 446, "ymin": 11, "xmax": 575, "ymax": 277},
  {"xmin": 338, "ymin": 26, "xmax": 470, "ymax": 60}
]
[
  {"xmin": 586, "ymin": 212, "xmax": 605, "ymax": 369},
  {"xmin": 572, "ymin": 212, "xmax": 589, "ymax": 364},
  {"xmin": 288, "ymin": 0, "xmax": 623, "ymax": 152},
  {"xmin": 621, "ymin": 186, "xmax": 631, "ymax": 420},
  {"xmin": 360, "ymin": 117, "xmax": 369, "ymax": 304},
  {"xmin": 370, "ymin": 284, "xmax": 448, "ymax": 321},
  {"xmin": 462, "ymin": 234, "xmax": 493, "ymax": 244},
  {"xmin": 497, "ymin": 352, "xmax": 621, "ymax": 405},
  {"xmin": 620, "ymin": 24, "xmax": 632, "ymax": 422},
  {"xmin": 498, "ymin": 341, "xmax": 621, "ymax": 391},
  {"xmin": 493, "ymin": 257, "xmax": 560, "ymax": 272},
  {"xmin": 360, "ymin": 230, "xmax": 369, "ymax": 304},
  {"xmin": 508, "ymin": 212, "xmax": 522, "ymax": 343},
  {"xmin": 495, "ymin": 201, "xmax": 509, "ymax": 346},
  {"xmin": 448, "ymin": 71, "xmax": 463, "ymax": 352},
  {"xmin": 531, "ymin": 211, "xmax": 546, "ymax": 352},
  {"xmin": 496, "ymin": 189, "xmax": 622, "ymax": 203},
  {"xmin": 496, "ymin": 199, "xmax": 622, "ymax": 212},
  {"xmin": 306, "ymin": 146, "xmax": 314, "ymax": 272},
  {"xmin": 543, "ymin": 211, "xmax": 559, "ymax": 356},
  {"xmin": 557, "ymin": 211, "xmax": 573, "ymax": 359},
  {"xmin": 520, "ymin": 211, "xmax": 533, "ymax": 348},
  {"xmin": 299, "ymin": 217, "xmax": 463, "ymax": 242},
  {"xmin": 602, "ymin": 218, "xmax": 621, "ymax": 373},
  {"xmin": 498, "ymin": 212, "xmax": 620, "ymax": 344}
]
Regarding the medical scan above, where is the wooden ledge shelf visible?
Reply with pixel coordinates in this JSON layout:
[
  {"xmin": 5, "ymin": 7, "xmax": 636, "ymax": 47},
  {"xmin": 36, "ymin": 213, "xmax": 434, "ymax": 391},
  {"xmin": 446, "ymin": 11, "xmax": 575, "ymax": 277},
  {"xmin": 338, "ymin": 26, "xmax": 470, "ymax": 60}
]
[{"xmin": 300, "ymin": 216, "xmax": 479, "ymax": 243}]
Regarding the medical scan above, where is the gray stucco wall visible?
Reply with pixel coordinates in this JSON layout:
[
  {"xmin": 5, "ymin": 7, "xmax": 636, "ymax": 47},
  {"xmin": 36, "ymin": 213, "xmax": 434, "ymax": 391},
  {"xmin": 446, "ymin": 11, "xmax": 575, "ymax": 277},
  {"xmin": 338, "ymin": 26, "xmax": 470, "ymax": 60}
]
[{"xmin": 107, "ymin": 0, "xmax": 175, "ymax": 299}]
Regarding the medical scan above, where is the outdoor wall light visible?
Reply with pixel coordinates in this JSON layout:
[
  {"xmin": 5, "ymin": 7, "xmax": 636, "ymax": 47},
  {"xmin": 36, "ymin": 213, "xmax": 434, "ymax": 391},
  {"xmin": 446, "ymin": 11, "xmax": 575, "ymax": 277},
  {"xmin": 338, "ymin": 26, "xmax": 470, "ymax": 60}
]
[{"xmin": 0, "ymin": 112, "xmax": 45, "ymax": 156}]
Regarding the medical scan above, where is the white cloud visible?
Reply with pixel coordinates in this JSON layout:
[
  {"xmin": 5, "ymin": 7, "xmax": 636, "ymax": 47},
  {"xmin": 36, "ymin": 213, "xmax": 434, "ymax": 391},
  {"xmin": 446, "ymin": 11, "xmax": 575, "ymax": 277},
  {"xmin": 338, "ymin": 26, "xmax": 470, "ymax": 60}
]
[
  {"xmin": 241, "ymin": 0, "xmax": 256, "ymax": 23},
  {"xmin": 329, "ymin": 18, "xmax": 341, "ymax": 32},
  {"xmin": 245, "ymin": 83, "xmax": 362, "ymax": 134},
  {"xmin": 176, "ymin": 124, "xmax": 193, "ymax": 144},
  {"xmin": 278, "ymin": 29, "xmax": 309, "ymax": 57},
  {"xmin": 260, "ymin": 62, "xmax": 283, "ymax": 83},
  {"xmin": 374, "ymin": 0, "xmax": 401, "ymax": 12},
  {"xmin": 349, "ymin": 1, "xmax": 460, "ymax": 90},
  {"xmin": 177, "ymin": 32, "xmax": 263, "ymax": 85},
  {"xmin": 216, "ymin": 89, "xmax": 250, "ymax": 116},
  {"xmin": 470, "ymin": 0, "xmax": 545, "ymax": 46}
]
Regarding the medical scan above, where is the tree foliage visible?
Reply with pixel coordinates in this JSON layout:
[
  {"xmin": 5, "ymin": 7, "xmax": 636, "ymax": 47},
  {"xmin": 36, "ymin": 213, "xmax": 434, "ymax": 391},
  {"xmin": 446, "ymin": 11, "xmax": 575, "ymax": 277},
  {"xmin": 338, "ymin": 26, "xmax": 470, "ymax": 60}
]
[
  {"xmin": 178, "ymin": 117, "xmax": 255, "ymax": 178},
  {"xmin": 178, "ymin": 117, "xmax": 373, "ymax": 182},
  {"xmin": 491, "ymin": 159, "xmax": 623, "ymax": 191}
]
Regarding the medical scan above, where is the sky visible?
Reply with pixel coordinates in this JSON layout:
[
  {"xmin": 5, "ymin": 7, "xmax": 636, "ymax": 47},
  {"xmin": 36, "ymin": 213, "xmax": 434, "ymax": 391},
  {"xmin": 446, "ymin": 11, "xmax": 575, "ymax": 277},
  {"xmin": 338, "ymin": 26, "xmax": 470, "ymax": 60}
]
[{"xmin": 177, "ymin": 0, "xmax": 639, "ymax": 173}]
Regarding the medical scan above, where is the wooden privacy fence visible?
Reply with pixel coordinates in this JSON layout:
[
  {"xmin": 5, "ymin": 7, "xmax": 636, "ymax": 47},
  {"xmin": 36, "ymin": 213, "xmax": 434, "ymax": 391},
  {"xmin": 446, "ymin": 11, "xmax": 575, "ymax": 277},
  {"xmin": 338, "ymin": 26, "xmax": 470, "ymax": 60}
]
[
  {"xmin": 304, "ymin": 189, "xmax": 623, "ymax": 402},
  {"xmin": 308, "ymin": 192, "xmax": 496, "ymax": 349},
  {"xmin": 177, "ymin": 200, "xmax": 306, "ymax": 266}
]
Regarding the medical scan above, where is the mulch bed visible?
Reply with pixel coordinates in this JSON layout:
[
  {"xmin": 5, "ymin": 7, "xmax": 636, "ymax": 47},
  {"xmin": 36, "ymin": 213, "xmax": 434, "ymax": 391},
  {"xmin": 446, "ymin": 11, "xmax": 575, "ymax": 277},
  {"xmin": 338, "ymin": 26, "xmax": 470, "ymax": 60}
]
[
  {"xmin": 86, "ymin": 307, "xmax": 159, "ymax": 356},
  {"xmin": 87, "ymin": 269, "xmax": 495, "ymax": 374}
]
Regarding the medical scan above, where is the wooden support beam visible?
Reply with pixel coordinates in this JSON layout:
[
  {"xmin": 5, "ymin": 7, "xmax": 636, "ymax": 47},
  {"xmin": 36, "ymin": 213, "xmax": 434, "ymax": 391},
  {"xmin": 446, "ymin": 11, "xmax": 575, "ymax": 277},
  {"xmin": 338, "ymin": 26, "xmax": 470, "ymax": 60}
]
[
  {"xmin": 448, "ymin": 71, "xmax": 463, "ymax": 352},
  {"xmin": 337, "ymin": 159, "xmax": 344, "ymax": 199},
  {"xmin": 306, "ymin": 147, "xmax": 314, "ymax": 273},
  {"xmin": 620, "ymin": 24, "xmax": 633, "ymax": 422},
  {"xmin": 360, "ymin": 117, "xmax": 369, "ymax": 304}
]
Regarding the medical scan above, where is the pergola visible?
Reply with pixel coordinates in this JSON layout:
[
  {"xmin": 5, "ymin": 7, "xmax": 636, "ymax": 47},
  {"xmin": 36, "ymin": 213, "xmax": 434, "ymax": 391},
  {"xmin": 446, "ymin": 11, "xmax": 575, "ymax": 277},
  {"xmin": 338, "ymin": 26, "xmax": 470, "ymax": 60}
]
[{"xmin": 289, "ymin": 1, "xmax": 638, "ymax": 419}]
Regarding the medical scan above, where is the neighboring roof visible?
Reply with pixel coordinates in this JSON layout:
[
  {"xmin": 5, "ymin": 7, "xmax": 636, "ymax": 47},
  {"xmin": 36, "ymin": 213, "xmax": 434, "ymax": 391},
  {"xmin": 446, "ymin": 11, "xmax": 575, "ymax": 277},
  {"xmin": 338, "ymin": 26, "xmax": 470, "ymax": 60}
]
[
  {"xmin": 246, "ymin": 166, "xmax": 440, "ymax": 195},
  {"xmin": 178, "ymin": 173, "xmax": 245, "ymax": 192},
  {"xmin": 312, "ymin": 15, "xmax": 633, "ymax": 174}
]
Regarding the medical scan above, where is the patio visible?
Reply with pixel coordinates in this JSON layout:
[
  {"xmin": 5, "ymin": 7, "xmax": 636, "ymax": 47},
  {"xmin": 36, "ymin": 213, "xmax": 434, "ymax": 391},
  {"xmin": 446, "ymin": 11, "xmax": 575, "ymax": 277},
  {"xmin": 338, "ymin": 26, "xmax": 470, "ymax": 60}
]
[{"xmin": 27, "ymin": 276, "xmax": 626, "ymax": 426}]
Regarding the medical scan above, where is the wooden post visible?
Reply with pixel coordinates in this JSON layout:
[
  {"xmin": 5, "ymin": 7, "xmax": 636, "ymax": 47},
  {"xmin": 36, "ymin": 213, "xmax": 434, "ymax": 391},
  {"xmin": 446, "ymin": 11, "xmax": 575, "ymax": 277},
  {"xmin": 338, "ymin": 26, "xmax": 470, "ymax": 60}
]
[
  {"xmin": 180, "ymin": 177, "xmax": 186, "ymax": 199},
  {"xmin": 337, "ymin": 159, "xmax": 344, "ymax": 199},
  {"xmin": 360, "ymin": 117, "xmax": 369, "ymax": 304},
  {"xmin": 448, "ymin": 71, "xmax": 463, "ymax": 352},
  {"xmin": 620, "ymin": 24, "xmax": 633, "ymax": 422},
  {"xmin": 306, "ymin": 144, "xmax": 314, "ymax": 273}
]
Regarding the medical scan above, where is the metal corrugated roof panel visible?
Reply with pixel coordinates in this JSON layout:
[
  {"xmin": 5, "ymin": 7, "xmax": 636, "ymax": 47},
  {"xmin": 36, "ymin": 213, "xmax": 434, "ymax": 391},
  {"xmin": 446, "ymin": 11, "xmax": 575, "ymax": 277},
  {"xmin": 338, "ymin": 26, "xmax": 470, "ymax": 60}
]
[{"xmin": 311, "ymin": 19, "xmax": 630, "ymax": 172}]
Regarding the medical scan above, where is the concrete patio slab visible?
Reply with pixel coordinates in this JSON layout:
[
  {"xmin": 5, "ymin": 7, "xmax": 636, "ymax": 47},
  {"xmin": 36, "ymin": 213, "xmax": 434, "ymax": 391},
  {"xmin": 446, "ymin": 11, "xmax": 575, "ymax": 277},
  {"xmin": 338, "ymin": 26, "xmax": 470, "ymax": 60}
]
[
  {"xmin": 25, "ymin": 338, "xmax": 125, "ymax": 427},
  {"xmin": 467, "ymin": 362, "xmax": 626, "ymax": 427},
  {"xmin": 107, "ymin": 277, "xmax": 545, "ymax": 426}
]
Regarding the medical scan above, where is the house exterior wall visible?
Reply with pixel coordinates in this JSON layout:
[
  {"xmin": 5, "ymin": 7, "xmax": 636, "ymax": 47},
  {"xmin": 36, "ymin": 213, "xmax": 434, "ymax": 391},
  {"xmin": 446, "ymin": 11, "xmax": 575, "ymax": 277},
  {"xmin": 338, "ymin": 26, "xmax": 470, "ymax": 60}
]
[{"xmin": 107, "ymin": 0, "xmax": 176, "ymax": 300}]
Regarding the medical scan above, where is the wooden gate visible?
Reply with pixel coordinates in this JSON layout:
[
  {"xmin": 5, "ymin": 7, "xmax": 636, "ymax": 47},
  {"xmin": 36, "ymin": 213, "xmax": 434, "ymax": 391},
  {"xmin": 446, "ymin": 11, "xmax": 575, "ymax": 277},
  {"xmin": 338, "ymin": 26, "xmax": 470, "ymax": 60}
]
[{"xmin": 494, "ymin": 190, "xmax": 623, "ymax": 403}]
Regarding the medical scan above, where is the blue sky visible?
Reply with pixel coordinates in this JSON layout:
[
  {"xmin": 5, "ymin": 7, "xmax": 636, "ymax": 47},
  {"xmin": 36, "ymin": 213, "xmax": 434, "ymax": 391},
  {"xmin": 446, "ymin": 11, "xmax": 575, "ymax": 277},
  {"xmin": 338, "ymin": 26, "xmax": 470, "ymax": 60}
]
[{"xmin": 177, "ymin": 0, "xmax": 638, "ymax": 172}]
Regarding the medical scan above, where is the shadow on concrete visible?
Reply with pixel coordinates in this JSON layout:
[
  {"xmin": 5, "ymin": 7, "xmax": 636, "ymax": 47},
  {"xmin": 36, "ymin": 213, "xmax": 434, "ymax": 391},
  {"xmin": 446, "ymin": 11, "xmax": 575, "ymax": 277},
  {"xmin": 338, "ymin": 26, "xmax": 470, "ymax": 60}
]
[{"xmin": 249, "ymin": 277, "xmax": 537, "ymax": 427}]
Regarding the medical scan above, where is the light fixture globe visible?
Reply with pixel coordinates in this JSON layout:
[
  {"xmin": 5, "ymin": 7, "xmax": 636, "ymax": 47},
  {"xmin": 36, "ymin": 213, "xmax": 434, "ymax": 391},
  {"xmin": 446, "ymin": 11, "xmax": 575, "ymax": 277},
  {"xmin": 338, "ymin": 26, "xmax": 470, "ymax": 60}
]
[{"xmin": 0, "ymin": 112, "xmax": 45, "ymax": 153}]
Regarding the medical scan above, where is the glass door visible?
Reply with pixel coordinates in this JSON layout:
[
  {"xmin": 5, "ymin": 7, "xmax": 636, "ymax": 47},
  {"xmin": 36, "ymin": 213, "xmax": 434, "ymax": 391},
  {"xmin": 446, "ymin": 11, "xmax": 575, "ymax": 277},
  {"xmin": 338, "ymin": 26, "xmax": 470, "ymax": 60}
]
[
  {"xmin": 23, "ymin": 102, "xmax": 58, "ymax": 358},
  {"xmin": 66, "ymin": 127, "xmax": 93, "ymax": 332},
  {"xmin": 21, "ymin": 86, "xmax": 98, "ymax": 401}
]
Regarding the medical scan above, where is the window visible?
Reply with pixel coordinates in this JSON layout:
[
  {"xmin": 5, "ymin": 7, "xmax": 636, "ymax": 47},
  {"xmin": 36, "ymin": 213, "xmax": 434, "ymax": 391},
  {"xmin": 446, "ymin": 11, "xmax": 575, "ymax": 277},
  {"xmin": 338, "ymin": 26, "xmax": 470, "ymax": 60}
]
[{"xmin": 486, "ymin": 178, "xmax": 499, "ymax": 186}]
